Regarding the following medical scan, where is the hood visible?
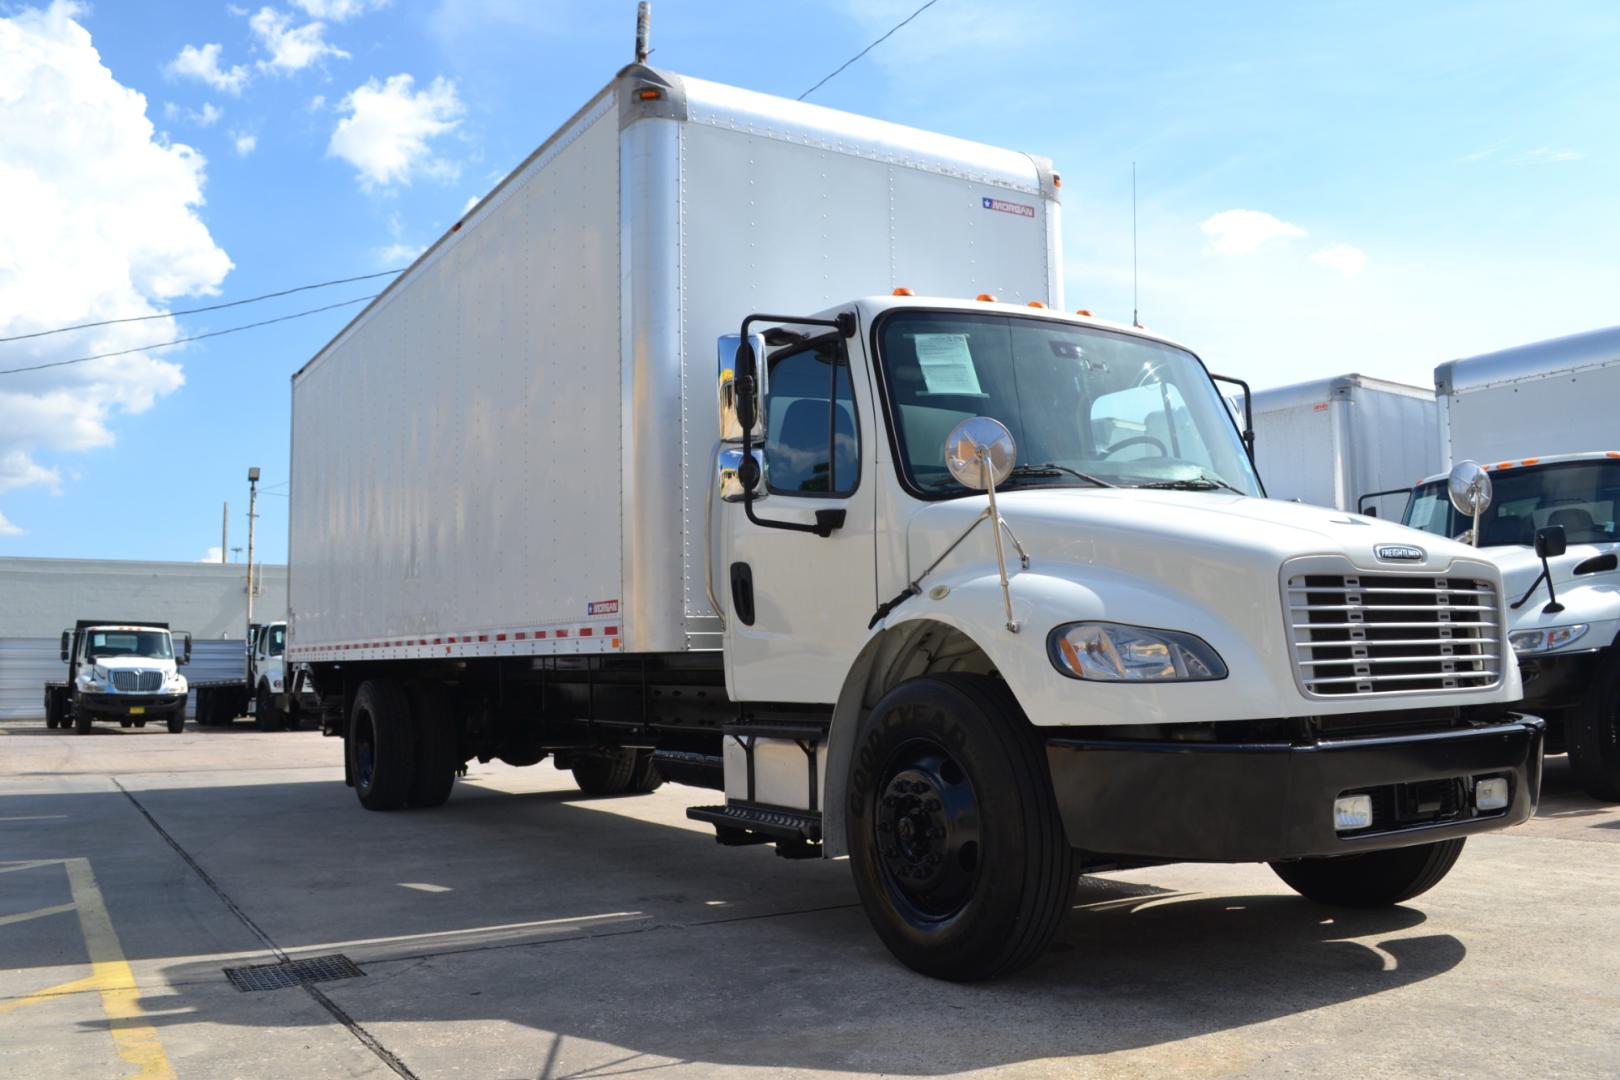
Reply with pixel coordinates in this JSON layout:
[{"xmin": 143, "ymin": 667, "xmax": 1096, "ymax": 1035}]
[
  {"xmin": 906, "ymin": 488, "xmax": 1486, "ymax": 583},
  {"xmin": 1483, "ymin": 542, "xmax": 1620, "ymax": 633},
  {"xmin": 95, "ymin": 655, "xmax": 177, "ymax": 672}
]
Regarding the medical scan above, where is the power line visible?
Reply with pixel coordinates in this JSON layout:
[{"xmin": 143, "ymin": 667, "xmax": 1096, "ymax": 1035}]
[
  {"xmin": 0, "ymin": 268, "xmax": 404, "ymax": 345},
  {"xmin": 798, "ymin": 0, "xmax": 941, "ymax": 101},
  {"xmin": 0, "ymin": 294, "xmax": 377, "ymax": 376}
]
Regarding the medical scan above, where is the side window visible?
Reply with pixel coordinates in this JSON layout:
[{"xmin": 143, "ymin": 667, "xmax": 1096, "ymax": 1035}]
[{"xmin": 763, "ymin": 341, "xmax": 860, "ymax": 497}]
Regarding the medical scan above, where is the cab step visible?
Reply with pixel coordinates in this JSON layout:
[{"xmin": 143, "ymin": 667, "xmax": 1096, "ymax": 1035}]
[{"xmin": 687, "ymin": 802, "xmax": 822, "ymax": 858}]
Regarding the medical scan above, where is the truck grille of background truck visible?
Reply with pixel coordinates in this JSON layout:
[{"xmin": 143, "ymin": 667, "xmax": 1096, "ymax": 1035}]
[
  {"xmin": 109, "ymin": 670, "xmax": 162, "ymax": 692},
  {"xmin": 1287, "ymin": 570, "xmax": 1501, "ymax": 696}
]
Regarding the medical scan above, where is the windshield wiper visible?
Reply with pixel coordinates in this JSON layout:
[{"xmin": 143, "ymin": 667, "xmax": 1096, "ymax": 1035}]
[
  {"xmin": 1132, "ymin": 473, "xmax": 1244, "ymax": 494},
  {"xmin": 1006, "ymin": 463, "xmax": 1116, "ymax": 488}
]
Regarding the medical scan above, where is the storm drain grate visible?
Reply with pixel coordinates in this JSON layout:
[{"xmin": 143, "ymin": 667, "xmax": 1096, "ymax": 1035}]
[{"xmin": 224, "ymin": 953, "xmax": 364, "ymax": 992}]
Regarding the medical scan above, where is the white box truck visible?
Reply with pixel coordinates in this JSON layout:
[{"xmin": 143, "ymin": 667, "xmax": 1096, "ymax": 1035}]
[
  {"xmin": 1247, "ymin": 374, "xmax": 1439, "ymax": 520},
  {"xmin": 1397, "ymin": 327, "xmax": 1620, "ymax": 799},
  {"xmin": 289, "ymin": 64, "xmax": 1544, "ymax": 980}
]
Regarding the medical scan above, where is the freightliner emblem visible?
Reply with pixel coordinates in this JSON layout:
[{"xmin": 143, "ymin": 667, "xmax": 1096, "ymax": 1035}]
[{"xmin": 1375, "ymin": 544, "xmax": 1425, "ymax": 562}]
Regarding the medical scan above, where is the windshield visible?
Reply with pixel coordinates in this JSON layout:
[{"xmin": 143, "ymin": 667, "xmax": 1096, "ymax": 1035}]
[
  {"xmin": 1405, "ymin": 460, "xmax": 1620, "ymax": 546},
  {"xmin": 86, "ymin": 630, "xmax": 173, "ymax": 661},
  {"xmin": 269, "ymin": 625, "xmax": 286, "ymax": 656},
  {"xmin": 876, "ymin": 311, "xmax": 1261, "ymax": 497}
]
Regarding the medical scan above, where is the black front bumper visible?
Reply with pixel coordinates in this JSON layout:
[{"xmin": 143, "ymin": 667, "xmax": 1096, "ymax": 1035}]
[
  {"xmin": 1517, "ymin": 648, "xmax": 1603, "ymax": 713},
  {"xmin": 1047, "ymin": 715, "xmax": 1544, "ymax": 863},
  {"xmin": 81, "ymin": 693, "xmax": 187, "ymax": 717}
]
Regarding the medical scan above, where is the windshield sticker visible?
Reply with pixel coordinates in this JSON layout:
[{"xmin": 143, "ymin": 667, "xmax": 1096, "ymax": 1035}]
[
  {"xmin": 914, "ymin": 334, "xmax": 984, "ymax": 395},
  {"xmin": 982, "ymin": 196, "xmax": 1035, "ymax": 218}
]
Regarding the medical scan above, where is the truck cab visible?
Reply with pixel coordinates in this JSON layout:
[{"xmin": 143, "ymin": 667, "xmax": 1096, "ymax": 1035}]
[
  {"xmin": 45, "ymin": 621, "xmax": 191, "ymax": 734},
  {"xmin": 1404, "ymin": 451, "xmax": 1620, "ymax": 798},
  {"xmin": 247, "ymin": 621, "xmax": 316, "ymax": 730}
]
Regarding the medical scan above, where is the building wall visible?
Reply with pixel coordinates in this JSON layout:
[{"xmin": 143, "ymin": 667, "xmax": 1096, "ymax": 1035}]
[{"xmin": 0, "ymin": 557, "xmax": 287, "ymax": 720}]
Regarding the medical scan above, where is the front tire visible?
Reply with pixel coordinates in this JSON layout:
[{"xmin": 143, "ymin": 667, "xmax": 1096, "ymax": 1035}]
[
  {"xmin": 1270, "ymin": 838, "xmax": 1466, "ymax": 907},
  {"xmin": 255, "ymin": 683, "xmax": 285, "ymax": 732},
  {"xmin": 167, "ymin": 708, "xmax": 185, "ymax": 734},
  {"xmin": 1567, "ymin": 654, "xmax": 1620, "ymax": 801},
  {"xmin": 74, "ymin": 702, "xmax": 92, "ymax": 735},
  {"xmin": 845, "ymin": 674, "xmax": 1075, "ymax": 981},
  {"xmin": 348, "ymin": 680, "xmax": 414, "ymax": 811}
]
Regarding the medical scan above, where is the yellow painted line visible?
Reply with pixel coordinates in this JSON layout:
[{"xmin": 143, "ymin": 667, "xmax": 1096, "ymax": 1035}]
[
  {"xmin": 0, "ymin": 973, "xmax": 103, "ymax": 1016},
  {"xmin": 62, "ymin": 858, "xmax": 176, "ymax": 1080},
  {"xmin": 0, "ymin": 902, "xmax": 77, "ymax": 928}
]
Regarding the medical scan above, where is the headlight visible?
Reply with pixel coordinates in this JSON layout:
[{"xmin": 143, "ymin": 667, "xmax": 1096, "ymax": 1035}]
[
  {"xmin": 1049, "ymin": 621, "xmax": 1227, "ymax": 682},
  {"xmin": 1509, "ymin": 624, "xmax": 1589, "ymax": 654}
]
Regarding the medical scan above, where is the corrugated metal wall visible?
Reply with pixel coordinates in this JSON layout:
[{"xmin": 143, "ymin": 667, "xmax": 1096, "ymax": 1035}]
[{"xmin": 0, "ymin": 636, "xmax": 247, "ymax": 722}]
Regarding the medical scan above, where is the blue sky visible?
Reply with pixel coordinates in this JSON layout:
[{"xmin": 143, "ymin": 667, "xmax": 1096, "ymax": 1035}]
[{"xmin": 1, "ymin": 0, "xmax": 1616, "ymax": 563}]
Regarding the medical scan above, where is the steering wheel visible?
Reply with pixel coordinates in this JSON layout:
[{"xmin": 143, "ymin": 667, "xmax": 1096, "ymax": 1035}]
[{"xmin": 1099, "ymin": 435, "xmax": 1168, "ymax": 459}]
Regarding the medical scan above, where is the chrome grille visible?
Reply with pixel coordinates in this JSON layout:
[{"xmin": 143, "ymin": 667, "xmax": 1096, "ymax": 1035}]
[
  {"xmin": 1286, "ymin": 569, "xmax": 1501, "ymax": 696},
  {"xmin": 110, "ymin": 670, "xmax": 162, "ymax": 692}
]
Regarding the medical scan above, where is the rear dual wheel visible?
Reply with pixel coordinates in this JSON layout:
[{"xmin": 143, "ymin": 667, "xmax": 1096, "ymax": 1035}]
[{"xmin": 348, "ymin": 679, "xmax": 459, "ymax": 811}]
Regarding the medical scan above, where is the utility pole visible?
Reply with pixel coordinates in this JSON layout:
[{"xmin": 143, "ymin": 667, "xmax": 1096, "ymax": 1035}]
[
  {"xmin": 221, "ymin": 501, "xmax": 229, "ymax": 564},
  {"xmin": 246, "ymin": 467, "xmax": 260, "ymax": 632},
  {"xmin": 231, "ymin": 546, "xmax": 243, "ymax": 563}
]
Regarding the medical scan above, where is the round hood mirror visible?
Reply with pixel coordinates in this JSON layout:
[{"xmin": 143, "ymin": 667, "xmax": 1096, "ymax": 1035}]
[
  {"xmin": 944, "ymin": 417, "xmax": 1017, "ymax": 490},
  {"xmin": 1447, "ymin": 460, "xmax": 1492, "ymax": 517}
]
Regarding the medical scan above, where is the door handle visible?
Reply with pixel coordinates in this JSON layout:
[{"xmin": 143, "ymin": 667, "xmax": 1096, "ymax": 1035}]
[{"xmin": 730, "ymin": 562, "xmax": 756, "ymax": 626}]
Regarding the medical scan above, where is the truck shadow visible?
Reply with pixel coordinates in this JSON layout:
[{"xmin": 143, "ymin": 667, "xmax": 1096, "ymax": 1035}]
[{"xmin": 0, "ymin": 771, "xmax": 1483, "ymax": 1074}]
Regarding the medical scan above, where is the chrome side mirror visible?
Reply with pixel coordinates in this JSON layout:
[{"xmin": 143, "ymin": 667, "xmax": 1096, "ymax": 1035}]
[
  {"xmin": 1447, "ymin": 460, "xmax": 1492, "ymax": 546},
  {"xmin": 717, "ymin": 446, "xmax": 767, "ymax": 503},
  {"xmin": 716, "ymin": 333, "xmax": 765, "ymax": 442}
]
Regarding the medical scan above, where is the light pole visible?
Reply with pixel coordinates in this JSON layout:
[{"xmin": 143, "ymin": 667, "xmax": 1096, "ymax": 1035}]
[{"xmin": 246, "ymin": 467, "xmax": 260, "ymax": 632}]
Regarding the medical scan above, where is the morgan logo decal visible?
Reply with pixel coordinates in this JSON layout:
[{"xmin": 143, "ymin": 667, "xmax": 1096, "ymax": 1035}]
[
  {"xmin": 1375, "ymin": 544, "xmax": 1426, "ymax": 562},
  {"xmin": 981, "ymin": 196, "xmax": 1035, "ymax": 218},
  {"xmin": 587, "ymin": 599, "xmax": 619, "ymax": 616}
]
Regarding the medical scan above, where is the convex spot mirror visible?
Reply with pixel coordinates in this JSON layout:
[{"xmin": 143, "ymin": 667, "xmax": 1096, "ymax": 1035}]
[
  {"xmin": 716, "ymin": 333, "xmax": 766, "ymax": 442},
  {"xmin": 944, "ymin": 417, "xmax": 1018, "ymax": 490},
  {"xmin": 1447, "ymin": 459, "xmax": 1492, "ymax": 517},
  {"xmin": 1534, "ymin": 525, "xmax": 1567, "ymax": 560}
]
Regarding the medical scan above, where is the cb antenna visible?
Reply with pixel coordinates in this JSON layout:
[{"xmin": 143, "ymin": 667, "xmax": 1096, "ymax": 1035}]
[
  {"xmin": 635, "ymin": 2, "xmax": 651, "ymax": 64},
  {"xmin": 1132, "ymin": 161, "xmax": 1140, "ymax": 328}
]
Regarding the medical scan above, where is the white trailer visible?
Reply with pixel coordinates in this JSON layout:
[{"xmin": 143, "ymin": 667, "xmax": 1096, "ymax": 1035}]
[
  {"xmin": 1247, "ymin": 374, "xmax": 1439, "ymax": 519},
  {"xmin": 1435, "ymin": 324, "xmax": 1620, "ymax": 467},
  {"xmin": 1395, "ymin": 326, "xmax": 1620, "ymax": 800},
  {"xmin": 290, "ymin": 63, "xmax": 1543, "ymax": 980}
]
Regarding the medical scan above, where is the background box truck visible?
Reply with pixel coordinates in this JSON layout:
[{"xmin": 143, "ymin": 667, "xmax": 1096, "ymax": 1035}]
[
  {"xmin": 1247, "ymin": 374, "xmax": 1439, "ymax": 519},
  {"xmin": 289, "ymin": 64, "xmax": 1543, "ymax": 980},
  {"xmin": 1399, "ymin": 327, "xmax": 1620, "ymax": 799}
]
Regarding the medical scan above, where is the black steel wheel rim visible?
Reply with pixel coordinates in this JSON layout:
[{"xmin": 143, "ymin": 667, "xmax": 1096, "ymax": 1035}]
[{"xmin": 873, "ymin": 737, "xmax": 982, "ymax": 921}]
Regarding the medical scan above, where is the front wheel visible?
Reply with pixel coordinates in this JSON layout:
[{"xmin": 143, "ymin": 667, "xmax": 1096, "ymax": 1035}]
[
  {"xmin": 74, "ymin": 704, "xmax": 92, "ymax": 735},
  {"xmin": 1567, "ymin": 654, "xmax": 1620, "ymax": 801},
  {"xmin": 167, "ymin": 709, "xmax": 185, "ymax": 734},
  {"xmin": 1270, "ymin": 838, "xmax": 1466, "ymax": 907},
  {"xmin": 846, "ymin": 674, "xmax": 1075, "ymax": 981},
  {"xmin": 255, "ymin": 684, "xmax": 285, "ymax": 732}
]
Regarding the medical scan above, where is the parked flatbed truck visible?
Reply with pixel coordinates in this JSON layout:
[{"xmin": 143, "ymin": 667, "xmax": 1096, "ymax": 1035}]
[
  {"xmin": 194, "ymin": 621, "xmax": 319, "ymax": 730},
  {"xmin": 289, "ymin": 64, "xmax": 1544, "ymax": 980},
  {"xmin": 45, "ymin": 621, "xmax": 192, "ymax": 734}
]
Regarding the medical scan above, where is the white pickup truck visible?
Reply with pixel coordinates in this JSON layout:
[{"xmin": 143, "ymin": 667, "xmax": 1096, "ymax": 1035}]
[
  {"xmin": 45, "ymin": 621, "xmax": 192, "ymax": 734},
  {"xmin": 287, "ymin": 63, "xmax": 1544, "ymax": 980}
]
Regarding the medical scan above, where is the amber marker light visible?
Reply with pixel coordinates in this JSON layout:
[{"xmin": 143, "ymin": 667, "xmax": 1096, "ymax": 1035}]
[
  {"xmin": 892, "ymin": 287, "xmax": 914, "ymax": 296},
  {"xmin": 638, "ymin": 88, "xmax": 662, "ymax": 101},
  {"xmin": 975, "ymin": 293, "xmax": 997, "ymax": 302}
]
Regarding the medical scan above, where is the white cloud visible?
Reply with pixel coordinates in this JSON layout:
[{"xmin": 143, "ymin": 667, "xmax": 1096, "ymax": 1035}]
[
  {"xmin": 462, "ymin": 195, "xmax": 479, "ymax": 213},
  {"xmin": 1310, "ymin": 243, "xmax": 1368, "ymax": 279},
  {"xmin": 1200, "ymin": 209, "xmax": 1307, "ymax": 256},
  {"xmin": 376, "ymin": 242, "xmax": 425, "ymax": 265},
  {"xmin": 234, "ymin": 132, "xmax": 257, "ymax": 156},
  {"xmin": 0, "ymin": 2, "xmax": 232, "ymax": 532},
  {"xmin": 1516, "ymin": 147, "xmax": 1584, "ymax": 163},
  {"xmin": 199, "ymin": 545, "xmax": 225, "ymax": 562},
  {"xmin": 328, "ymin": 74, "xmax": 464, "ymax": 190},
  {"xmin": 291, "ymin": 0, "xmax": 388, "ymax": 20},
  {"xmin": 190, "ymin": 102, "xmax": 224, "ymax": 127},
  {"xmin": 249, "ymin": 6, "xmax": 348, "ymax": 73},
  {"xmin": 167, "ymin": 42, "xmax": 249, "ymax": 94},
  {"xmin": 0, "ymin": 510, "xmax": 22, "ymax": 536}
]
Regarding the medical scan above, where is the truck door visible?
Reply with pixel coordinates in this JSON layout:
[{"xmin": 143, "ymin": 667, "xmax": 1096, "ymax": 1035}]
[{"xmin": 722, "ymin": 332, "xmax": 877, "ymax": 702}]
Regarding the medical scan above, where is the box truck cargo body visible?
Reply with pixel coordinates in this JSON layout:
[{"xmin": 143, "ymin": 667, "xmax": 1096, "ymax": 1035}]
[
  {"xmin": 1395, "ymin": 327, "xmax": 1620, "ymax": 800},
  {"xmin": 1248, "ymin": 375, "xmax": 1439, "ymax": 519},
  {"xmin": 290, "ymin": 65, "xmax": 1543, "ymax": 980}
]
